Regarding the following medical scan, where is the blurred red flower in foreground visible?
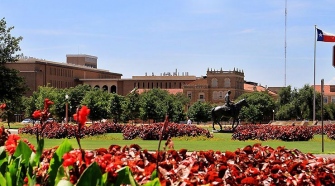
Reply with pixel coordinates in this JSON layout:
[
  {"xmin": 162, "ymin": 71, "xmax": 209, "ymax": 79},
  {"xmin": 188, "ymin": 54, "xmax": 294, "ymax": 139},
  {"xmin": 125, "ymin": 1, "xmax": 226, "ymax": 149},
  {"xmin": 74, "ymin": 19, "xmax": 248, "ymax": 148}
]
[
  {"xmin": 32, "ymin": 110, "xmax": 42, "ymax": 119},
  {"xmin": 0, "ymin": 103, "xmax": 6, "ymax": 110},
  {"xmin": 44, "ymin": 98, "xmax": 54, "ymax": 110},
  {"xmin": 5, "ymin": 134, "xmax": 20, "ymax": 155},
  {"xmin": 73, "ymin": 106, "xmax": 90, "ymax": 127}
]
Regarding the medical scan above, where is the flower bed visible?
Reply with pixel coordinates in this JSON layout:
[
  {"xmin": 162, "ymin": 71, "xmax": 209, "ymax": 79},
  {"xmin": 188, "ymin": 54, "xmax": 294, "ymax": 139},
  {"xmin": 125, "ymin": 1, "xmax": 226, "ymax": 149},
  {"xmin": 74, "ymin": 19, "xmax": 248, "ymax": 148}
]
[
  {"xmin": 19, "ymin": 122, "xmax": 213, "ymax": 140},
  {"xmin": 3, "ymin": 132, "xmax": 335, "ymax": 185},
  {"xmin": 232, "ymin": 124, "xmax": 335, "ymax": 141}
]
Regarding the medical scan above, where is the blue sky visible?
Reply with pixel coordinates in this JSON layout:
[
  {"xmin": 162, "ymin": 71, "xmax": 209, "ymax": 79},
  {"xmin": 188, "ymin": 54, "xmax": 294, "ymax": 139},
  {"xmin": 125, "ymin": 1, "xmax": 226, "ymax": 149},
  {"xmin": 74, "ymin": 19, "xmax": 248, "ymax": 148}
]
[{"xmin": 2, "ymin": 0, "xmax": 335, "ymax": 89}]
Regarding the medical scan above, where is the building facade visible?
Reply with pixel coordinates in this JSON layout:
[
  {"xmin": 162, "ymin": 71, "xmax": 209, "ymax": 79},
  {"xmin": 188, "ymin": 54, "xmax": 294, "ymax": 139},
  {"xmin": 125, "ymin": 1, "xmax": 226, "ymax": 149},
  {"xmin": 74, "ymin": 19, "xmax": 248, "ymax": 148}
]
[
  {"xmin": 6, "ymin": 55, "xmax": 280, "ymax": 105},
  {"xmin": 183, "ymin": 68, "xmax": 245, "ymax": 105},
  {"xmin": 5, "ymin": 55, "xmax": 122, "ymax": 96}
]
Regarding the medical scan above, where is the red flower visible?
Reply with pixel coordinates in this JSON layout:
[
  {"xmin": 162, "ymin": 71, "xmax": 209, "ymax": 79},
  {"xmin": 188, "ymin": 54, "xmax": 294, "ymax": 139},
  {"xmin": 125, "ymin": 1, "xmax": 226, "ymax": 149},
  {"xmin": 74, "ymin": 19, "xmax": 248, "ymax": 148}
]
[
  {"xmin": 73, "ymin": 106, "xmax": 90, "ymax": 127},
  {"xmin": 241, "ymin": 177, "xmax": 258, "ymax": 185},
  {"xmin": 32, "ymin": 110, "xmax": 42, "ymax": 119},
  {"xmin": 62, "ymin": 150, "xmax": 82, "ymax": 167},
  {"xmin": 5, "ymin": 134, "xmax": 20, "ymax": 155},
  {"xmin": 0, "ymin": 103, "xmax": 6, "ymax": 110},
  {"xmin": 44, "ymin": 98, "xmax": 54, "ymax": 110}
]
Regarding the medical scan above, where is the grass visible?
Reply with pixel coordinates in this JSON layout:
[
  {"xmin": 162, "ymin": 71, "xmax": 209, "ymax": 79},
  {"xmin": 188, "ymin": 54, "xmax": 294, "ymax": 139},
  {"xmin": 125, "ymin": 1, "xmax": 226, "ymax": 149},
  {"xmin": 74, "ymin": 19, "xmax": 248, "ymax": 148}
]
[
  {"xmin": 4, "ymin": 122, "xmax": 335, "ymax": 154},
  {"xmin": 17, "ymin": 132, "xmax": 335, "ymax": 154}
]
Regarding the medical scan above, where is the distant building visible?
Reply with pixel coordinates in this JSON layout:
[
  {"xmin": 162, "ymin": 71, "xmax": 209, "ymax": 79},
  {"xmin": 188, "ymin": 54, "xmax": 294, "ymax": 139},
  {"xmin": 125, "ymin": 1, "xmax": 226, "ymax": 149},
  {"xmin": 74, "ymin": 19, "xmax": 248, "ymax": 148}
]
[
  {"xmin": 4, "ymin": 55, "xmax": 122, "ymax": 96},
  {"xmin": 183, "ymin": 68, "xmax": 245, "ymax": 105},
  {"xmin": 313, "ymin": 85, "xmax": 335, "ymax": 104},
  {"xmin": 5, "ymin": 55, "xmax": 279, "ymax": 105}
]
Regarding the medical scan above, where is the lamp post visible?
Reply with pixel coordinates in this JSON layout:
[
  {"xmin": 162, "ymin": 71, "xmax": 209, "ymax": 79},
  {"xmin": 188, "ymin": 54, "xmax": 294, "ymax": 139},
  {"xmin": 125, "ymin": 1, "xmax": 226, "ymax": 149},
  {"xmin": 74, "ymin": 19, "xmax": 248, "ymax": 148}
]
[
  {"xmin": 65, "ymin": 94, "xmax": 69, "ymax": 124},
  {"xmin": 272, "ymin": 110, "xmax": 274, "ymax": 122}
]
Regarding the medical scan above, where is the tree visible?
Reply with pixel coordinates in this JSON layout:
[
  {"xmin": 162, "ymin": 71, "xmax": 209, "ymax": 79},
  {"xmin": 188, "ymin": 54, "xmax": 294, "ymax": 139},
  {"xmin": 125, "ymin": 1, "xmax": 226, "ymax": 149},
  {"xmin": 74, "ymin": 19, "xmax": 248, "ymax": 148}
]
[
  {"xmin": 323, "ymin": 103, "xmax": 335, "ymax": 120},
  {"xmin": 297, "ymin": 84, "xmax": 321, "ymax": 120},
  {"xmin": 0, "ymin": 18, "xmax": 23, "ymax": 65},
  {"xmin": 187, "ymin": 101, "xmax": 212, "ymax": 124},
  {"xmin": 66, "ymin": 84, "xmax": 93, "ymax": 116},
  {"xmin": 121, "ymin": 88, "xmax": 140, "ymax": 124},
  {"xmin": 109, "ymin": 93, "xmax": 124, "ymax": 123},
  {"xmin": 81, "ymin": 89, "xmax": 111, "ymax": 122},
  {"xmin": 0, "ymin": 18, "xmax": 27, "ymax": 102},
  {"xmin": 0, "ymin": 18, "xmax": 27, "ymax": 125},
  {"xmin": 139, "ymin": 89, "xmax": 170, "ymax": 123},
  {"xmin": 238, "ymin": 91, "xmax": 275, "ymax": 123}
]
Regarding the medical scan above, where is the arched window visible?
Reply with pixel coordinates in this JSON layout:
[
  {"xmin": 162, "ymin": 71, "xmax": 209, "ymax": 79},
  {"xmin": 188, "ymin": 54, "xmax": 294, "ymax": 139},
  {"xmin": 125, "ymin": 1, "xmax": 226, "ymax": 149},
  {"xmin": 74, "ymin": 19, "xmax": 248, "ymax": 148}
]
[
  {"xmin": 94, "ymin": 85, "xmax": 100, "ymax": 89},
  {"xmin": 110, "ymin": 85, "xmax": 117, "ymax": 93},
  {"xmin": 219, "ymin": 91, "xmax": 224, "ymax": 99},
  {"xmin": 187, "ymin": 91, "xmax": 192, "ymax": 99},
  {"xmin": 211, "ymin": 78, "xmax": 218, "ymax": 87},
  {"xmin": 198, "ymin": 93, "xmax": 205, "ymax": 101},
  {"xmin": 224, "ymin": 78, "xmax": 231, "ymax": 88},
  {"xmin": 213, "ymin": 91, "xmax": 218, "ymax": 100},
  {"xmin": 102, "ymin": 85, "xmax": 108, "ymax": 92}
]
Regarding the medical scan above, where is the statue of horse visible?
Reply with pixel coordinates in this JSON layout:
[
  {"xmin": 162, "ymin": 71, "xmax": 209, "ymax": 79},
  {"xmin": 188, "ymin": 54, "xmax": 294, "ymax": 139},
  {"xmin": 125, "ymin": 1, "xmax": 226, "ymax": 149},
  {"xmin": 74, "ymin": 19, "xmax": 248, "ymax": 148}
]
[{"xmin": 211, "ymin": 99, "xmax": 248, "ymax": 131}]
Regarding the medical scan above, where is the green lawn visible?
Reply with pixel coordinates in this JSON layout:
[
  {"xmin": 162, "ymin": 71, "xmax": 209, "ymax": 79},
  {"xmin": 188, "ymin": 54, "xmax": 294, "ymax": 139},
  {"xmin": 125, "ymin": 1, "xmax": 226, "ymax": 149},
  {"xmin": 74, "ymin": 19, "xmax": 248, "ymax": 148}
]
[{"xmin": 18, "ymin": 133, "xmax": 335, "ymax": 154}]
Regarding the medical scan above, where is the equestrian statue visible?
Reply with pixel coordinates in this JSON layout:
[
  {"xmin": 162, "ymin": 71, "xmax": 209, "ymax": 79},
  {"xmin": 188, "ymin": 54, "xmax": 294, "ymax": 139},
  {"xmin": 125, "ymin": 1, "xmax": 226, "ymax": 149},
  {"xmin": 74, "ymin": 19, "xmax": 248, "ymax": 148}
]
[{"xmin": 211, "ymin": 90, "xmax": 248, "ymax": 131}]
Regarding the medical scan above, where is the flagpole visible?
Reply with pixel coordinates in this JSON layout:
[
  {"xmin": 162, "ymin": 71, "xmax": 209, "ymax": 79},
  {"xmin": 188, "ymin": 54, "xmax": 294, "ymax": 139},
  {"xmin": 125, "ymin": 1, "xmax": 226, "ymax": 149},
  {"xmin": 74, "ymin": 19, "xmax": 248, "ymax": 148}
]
[{"xmin": 313, "ymin": 25, "xmax": 317, "ymax": 122}]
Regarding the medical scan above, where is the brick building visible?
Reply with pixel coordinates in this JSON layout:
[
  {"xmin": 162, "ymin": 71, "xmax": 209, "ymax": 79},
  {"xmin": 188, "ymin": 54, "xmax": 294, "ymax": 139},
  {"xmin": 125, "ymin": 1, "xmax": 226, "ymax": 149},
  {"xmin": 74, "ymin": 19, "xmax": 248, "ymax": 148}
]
[
  {"xmin": 183, "ymin": 68, "xmax": 245, "ymax": 105},
  {"xmin": 6, "ymin": 54, "xmax": 280, "ymax": 105},
  {"xmin": 4, "ymin": 55, "xmax": 122, "ymax": 96}
]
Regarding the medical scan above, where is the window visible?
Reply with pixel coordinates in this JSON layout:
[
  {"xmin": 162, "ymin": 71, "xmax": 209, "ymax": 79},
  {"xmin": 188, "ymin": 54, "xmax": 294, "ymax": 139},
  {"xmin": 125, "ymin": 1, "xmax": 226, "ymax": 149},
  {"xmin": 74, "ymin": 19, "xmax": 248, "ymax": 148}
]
[
  {"xmin": 213, "ymin": 91, "xmax": 218, "ymax": 100},
  {"xmin": 219, "ymin": 91, "xmax": 224, "ymax": 99},
  {"xmin": 332, "ymin": 97, "xmax": 335, "ymax": 103},
  {"xmin": 187, "ymin": 91, "xmax": 192, "ymax": 99},
  {"xmin": 324, "ymin": 96, "xmax": 328, "ymax": 104},
  {"xmin": 211, "ymin": 78, "xmax": 218, "ymax": 87},
  {"xmin": 199, "ymin": 93, "xmax": 205, "ymax": 101},
  {"xmin": 224, "ymin": 78, "xmax": 231, "ymax": 88}
]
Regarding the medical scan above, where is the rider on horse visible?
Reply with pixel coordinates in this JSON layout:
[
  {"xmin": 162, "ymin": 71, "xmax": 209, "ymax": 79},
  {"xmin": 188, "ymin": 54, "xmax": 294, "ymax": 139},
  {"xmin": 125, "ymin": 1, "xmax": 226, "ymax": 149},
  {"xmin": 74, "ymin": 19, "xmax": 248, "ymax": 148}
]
[{"xmin": 225, "ymin": 90, "xmax": 233, "ymax": 110}]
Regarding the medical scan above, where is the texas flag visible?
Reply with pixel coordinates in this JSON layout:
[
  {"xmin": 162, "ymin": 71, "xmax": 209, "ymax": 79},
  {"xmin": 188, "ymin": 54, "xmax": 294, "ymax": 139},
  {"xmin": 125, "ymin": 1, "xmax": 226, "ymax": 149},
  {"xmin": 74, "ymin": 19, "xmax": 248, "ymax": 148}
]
[{"xmin": 317, "ymin": 28, "xmax": 335, "ymax": 42}]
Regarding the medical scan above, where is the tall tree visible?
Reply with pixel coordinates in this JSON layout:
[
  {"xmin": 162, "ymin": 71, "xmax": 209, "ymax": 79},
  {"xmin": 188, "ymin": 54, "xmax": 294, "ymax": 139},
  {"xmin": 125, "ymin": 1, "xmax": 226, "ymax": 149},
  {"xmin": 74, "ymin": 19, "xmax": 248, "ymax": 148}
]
[
  {"xmin": 187, "ymin": 101, "xmax": 212, "ymax": 124},
  {"xmin": 0, "ymin": 18, "xmax": 27, "ymax": 102},
  {"xmin": 238, "ymin": 91, "xmax": 275, "ymax": 123},
  {"xmin": 109, "ymin": 93, "xmax": 124, "ymax": 123},
  {"xmin": 0, "ymin": 18, "xmax": 23, "ymax": 65},
  {"xmin": 121, "ymin": 88, "xmax": 140, "ymax": 124},
  {"xmin": 0, "ymin": 18, "xmax": 27, "ymax": 125},
  {"xmin": 81, "ymin": 89, "xmax": 111, "ymax": 122}
]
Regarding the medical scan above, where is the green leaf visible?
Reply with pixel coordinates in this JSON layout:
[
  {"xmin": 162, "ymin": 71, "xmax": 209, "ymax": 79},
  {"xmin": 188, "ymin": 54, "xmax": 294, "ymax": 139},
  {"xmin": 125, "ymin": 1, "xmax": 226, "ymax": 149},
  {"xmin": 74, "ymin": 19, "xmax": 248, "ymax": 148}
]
[
  {"xmin": 13, "ymin": 140, "xmax": 32, "ymax": 167},
  {"xmin": 142, "ymin": 178, "xmax": 161, "ymax": 186},
  {"xmin": 0, "ymin": 146, "xmax": 8, "ymax": 175},
  {"xmin": 34, "ymin": 139, "xmax": 44, "ymax": 166},
  {"xmin": 48, "ymin": 139, "xmax": 73, "ymax": 186},
  {"xmin": 56, "ymin": 180, "xmax": 73, "ymax": 186},
  {"xmin": 0, "ymin": 147, "xmax": 6, "ymax": 160},
  {"xmin": 0, "ymin": 172, "xmax": 6, "ymax": 186},
  {"xmin": 115, "ymin": 166, "xmax": 139, "ymax": 186},
  {"xmin": 5, "ymin": 172, "xmax": 11, "ymax": 186},
  {"xmin": 76, "ymin": 162, "xmax": 102, "ymax": 186},
  {"xmin": 55, "ymin": 166, "xmax": 66, "ymax": 186},
  {"xmin": 7, "ymin": 157, "xmax": 21, "ymax": 186},
  {"xmin": 27, "ymin": 138, "xmax": 44, "ymax": 184},
  {"xmin": 101, "ymin": 173, "xmax": 111, "ymax": 186},
  {"xmin": 150, "ymin": 170, "xmax": 158, "ymax": 180}
]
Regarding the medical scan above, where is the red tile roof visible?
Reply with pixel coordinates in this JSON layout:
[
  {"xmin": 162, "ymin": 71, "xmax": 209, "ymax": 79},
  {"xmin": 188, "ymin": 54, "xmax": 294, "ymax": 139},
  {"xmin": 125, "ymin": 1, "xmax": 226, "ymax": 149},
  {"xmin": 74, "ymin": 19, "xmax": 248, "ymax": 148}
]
[{"xmin": 244, "ymin": 84, "xmax": 277, "ymax": 96}]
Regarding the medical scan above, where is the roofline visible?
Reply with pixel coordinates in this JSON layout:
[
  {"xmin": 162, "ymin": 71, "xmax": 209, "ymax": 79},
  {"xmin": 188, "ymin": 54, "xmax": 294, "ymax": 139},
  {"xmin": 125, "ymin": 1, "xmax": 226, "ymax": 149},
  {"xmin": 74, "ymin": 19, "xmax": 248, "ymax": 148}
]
[{"xmin": 66, "ymin": 54, "xmax": 98, "ymax": 59}]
